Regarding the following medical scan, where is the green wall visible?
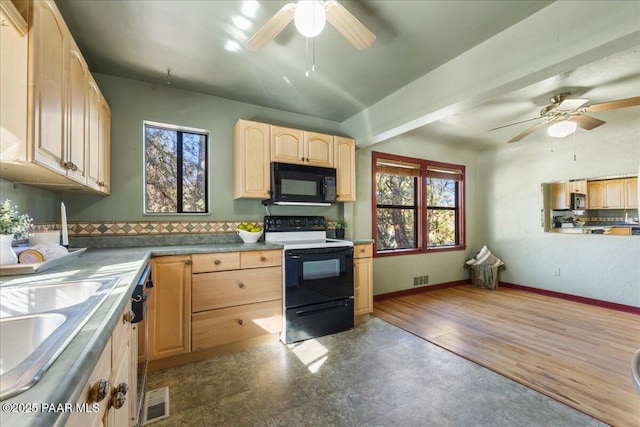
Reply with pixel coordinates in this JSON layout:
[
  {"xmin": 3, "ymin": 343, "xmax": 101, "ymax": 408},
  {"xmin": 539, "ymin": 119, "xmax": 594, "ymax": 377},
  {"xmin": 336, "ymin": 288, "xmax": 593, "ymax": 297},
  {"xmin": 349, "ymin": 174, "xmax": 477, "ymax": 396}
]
[
  {"xmin": 352, "ymin": 132, "xmax": 481, "ymax": 295},
  {"xmin": 64, "ymin": 73, "xmax": 345, "ymax": 222}
]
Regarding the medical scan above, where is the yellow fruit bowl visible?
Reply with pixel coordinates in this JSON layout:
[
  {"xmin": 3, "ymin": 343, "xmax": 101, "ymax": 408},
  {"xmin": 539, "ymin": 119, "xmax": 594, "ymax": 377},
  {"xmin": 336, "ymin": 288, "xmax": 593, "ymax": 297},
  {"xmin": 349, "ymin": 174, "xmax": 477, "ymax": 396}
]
[{"xmin": 236, "ymin": 228, "xmax": 264, "ymax": 243}]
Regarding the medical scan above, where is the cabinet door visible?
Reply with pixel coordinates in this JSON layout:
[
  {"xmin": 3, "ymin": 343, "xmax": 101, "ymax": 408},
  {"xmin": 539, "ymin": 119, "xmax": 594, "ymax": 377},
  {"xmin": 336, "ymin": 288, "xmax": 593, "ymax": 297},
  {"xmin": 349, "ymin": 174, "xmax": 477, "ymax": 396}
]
[
  {"xmin": 304, "ymin": 131, "xmax": 334, "ymax": 167},
  {"xmin": 30, "ymin": 0, "xmax": 67, "ymax": 174},
  {"xmin": 271, "ymin": 125, "xmax": 304, "ymax": 165},
  {"xmin": 603, "ymin": 179, "xmax": 624, "ymax": 209},
  {"xmin": 86, "ymin": 80, "xmax": 101, "ymax": 191},
  {"xmin": 334, "ymin": 136, "xmax": 356, "ymax": 202},
  {"xmin": 354, "ymin": 257, "xmax": 373, "ymax": 315},
  {"xmin": 233, "ymin": 120, "xmax": 271, "ymax": 199},
  {"xmin": 625, "ymin": 178, "xmax": 638, "ymax": 209},
  {"xmin": 66, "ymin": 42, "xmax": 87, "ymax": 183},
  {"xmin": 148, "ymin": 256, "xmax": 191, "ymax": 360},
  {"xmin": 0, "ymin": 6, "xmax": 28, "ymax": 161},
  {"xmin": 587, "ymin": 182, "xmax": 605, "ymax": 209},
  {"xmin": 551, "ymin": 182, "xmax": 569, "ymax": 210},
  {"xmin": 98, "ymin": 97, "xmax": 111, "ymax": 194},
  {"xmin": 104, "ymin": 337, "xmax": 131, "ymax": 427}
]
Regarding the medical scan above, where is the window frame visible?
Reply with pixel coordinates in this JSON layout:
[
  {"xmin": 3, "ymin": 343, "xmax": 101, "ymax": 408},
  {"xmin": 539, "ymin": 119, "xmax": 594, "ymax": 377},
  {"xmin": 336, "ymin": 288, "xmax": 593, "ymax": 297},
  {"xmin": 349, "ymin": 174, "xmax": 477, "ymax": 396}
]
[
  {"xmin": 371, "ymin": 151, "xmax": 466, "ymax": 257},
  {"xmin": 143, "ymin": 120, "xmax": 210, "ymax": 215}
]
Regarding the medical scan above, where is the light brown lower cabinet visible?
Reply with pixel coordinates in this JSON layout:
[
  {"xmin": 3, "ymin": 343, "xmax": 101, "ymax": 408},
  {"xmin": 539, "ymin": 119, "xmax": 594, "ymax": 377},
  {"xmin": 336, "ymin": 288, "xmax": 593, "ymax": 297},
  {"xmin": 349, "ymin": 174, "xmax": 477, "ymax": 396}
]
[
  {"xmin": 192, "ymin": 300, "xmax": 282, "ymax": 350},
  {"xmin": 66, "ymin": 307, "xmax": 135, "ymax": 427},
  {"xmin": 354, "ymin": 243, "xmax": 373, "ymax": 318},
  {"xmin": 148, "ymin": 256, "xmax": 192, "ymax": 360},
  {"xmin": 191, "ymin": 250, "xmax": 282, "ymax": 351}
]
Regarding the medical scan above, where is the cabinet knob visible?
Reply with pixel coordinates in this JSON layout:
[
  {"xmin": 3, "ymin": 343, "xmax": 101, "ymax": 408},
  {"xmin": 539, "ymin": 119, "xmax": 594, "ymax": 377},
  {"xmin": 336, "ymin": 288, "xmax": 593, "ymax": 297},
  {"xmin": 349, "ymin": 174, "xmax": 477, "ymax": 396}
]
[
  {"xmin": 360, "ymin": 249, "xmax": 365, "ymax": 253},
  {"xmin": 238, "ymin": 282, "xmax": 246, "ymax": 289},
  {"xmin": 238, "ymin": 319, "xmax": 244, "ymax": 326},
  {"xmin": 109, "ymin": 391, "xmax": 126, "ymax": 410},
  {"xmin": 64, "ymin": 161, "xmax": 78, "ymax": 171},
  {"xmin": 214, "ymin": 260, "xmax": 221, "ymax": 265},
  {"xmin": 185, "ymin": 259, "xmax": 192, "ymax": 266},
  {"xmin": 123, "ymin": 310, "xmax": 134, "ymax": 323},
  {"xmin": 260, "ymin": 256, "xmax": 266, "ymax": 261},
  {"xmin": 88, "ymin": 379, "xmax": 109, "ymax": 403}
]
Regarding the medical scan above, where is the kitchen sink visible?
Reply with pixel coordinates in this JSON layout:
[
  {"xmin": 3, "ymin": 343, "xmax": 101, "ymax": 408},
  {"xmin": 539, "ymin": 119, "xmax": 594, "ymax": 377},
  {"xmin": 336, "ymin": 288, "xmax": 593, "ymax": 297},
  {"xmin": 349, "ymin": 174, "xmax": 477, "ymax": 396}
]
[
  {"xmin": 0, "ymin": 313, "xmax": 67, "ymax": 375},
  {"xmin": 0, "ymin": 277, "xmax": 120, "ymax": 399},
  {"xmin": 0, "ymin": 279, "xmax": 117, "ymax": 318}
]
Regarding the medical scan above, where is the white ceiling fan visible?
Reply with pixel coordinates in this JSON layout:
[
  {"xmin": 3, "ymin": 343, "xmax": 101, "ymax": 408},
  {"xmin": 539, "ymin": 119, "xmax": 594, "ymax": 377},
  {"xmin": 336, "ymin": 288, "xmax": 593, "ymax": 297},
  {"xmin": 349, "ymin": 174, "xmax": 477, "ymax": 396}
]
[
  {"xmin": 246, "ymin": 0, "xmax": 376, "ymax": 51},
  {"xmin": 490, "ymin": 93, "xmax": 640, "ymax": 143}
]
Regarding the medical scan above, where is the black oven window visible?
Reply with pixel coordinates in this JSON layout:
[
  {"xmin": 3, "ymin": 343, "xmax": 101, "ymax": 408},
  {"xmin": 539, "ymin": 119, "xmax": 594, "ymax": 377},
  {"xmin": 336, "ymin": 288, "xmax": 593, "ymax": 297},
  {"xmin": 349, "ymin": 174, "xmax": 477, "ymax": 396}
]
[
  {"xmin": 144, "ymin": 121, "xmax": 209, "ymax": 214},
  {"xmin": 303, "ymin": 259, "xmax": 341, "ymax": 280}
]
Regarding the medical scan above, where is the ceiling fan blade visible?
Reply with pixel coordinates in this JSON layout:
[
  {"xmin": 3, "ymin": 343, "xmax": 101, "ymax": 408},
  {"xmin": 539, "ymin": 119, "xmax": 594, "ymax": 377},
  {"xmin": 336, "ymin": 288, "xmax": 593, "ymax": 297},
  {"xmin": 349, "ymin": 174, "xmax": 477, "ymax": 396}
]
[
  {"xmin": 325, "ymin": 1, "xmax": 376, "ymax": 50},
  {"xmin": 488, "ymin": 116, "xmax": 541, "ymax": 132},
  {"xmin": 245, "ymin": 3, "xmax": 295, "ymax": 51},
  {"xmin": 583, "ymin": 96, "xmax": 640, "ymax": 113},
  {"xmin": 557, "ymin": 98, "xmax": 589, "ymax": 111},
  {"xmin": 570, "ymin": 114, "xmax": 605, "ymax": 130},
  {"xmin": 507, "ymin": 121, "xmax": 547, "ymax": 143}
]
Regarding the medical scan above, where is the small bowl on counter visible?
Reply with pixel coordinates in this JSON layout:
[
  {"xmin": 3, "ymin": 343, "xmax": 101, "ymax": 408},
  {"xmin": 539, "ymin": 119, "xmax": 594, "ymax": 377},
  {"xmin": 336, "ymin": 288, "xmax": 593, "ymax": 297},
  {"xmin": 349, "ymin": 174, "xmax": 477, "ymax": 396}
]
[{"xmin": 236, "ymin": 229, "xmax": 264, "ymax": 243}]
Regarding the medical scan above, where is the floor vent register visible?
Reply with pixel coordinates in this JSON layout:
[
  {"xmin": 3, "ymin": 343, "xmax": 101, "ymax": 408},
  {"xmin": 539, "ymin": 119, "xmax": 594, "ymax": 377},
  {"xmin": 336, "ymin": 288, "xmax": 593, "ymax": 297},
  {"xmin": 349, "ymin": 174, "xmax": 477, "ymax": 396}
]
[{"xmin": 142, "ymin": 386, "xmax": 170, "ymax": 425}]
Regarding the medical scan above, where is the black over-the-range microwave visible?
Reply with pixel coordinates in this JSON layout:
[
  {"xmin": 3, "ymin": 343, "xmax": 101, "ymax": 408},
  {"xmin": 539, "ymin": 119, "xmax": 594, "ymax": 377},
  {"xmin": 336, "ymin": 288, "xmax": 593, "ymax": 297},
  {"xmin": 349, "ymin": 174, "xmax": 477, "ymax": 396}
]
[{"xmin": 263, "ymin": 162, "xmax": 337, "ymax": 206}]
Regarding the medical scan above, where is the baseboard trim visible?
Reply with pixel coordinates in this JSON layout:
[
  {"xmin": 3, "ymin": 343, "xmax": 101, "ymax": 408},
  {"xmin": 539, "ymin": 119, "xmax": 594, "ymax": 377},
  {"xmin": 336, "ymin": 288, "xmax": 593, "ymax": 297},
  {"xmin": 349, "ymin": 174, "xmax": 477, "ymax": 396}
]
[
  {"xmin": 373, "ymin": 280, "xmax": 468, "ymax": 302},
  {"xmin": 500, "ymin": 282, "xmax": 640, "ymax": 315}
]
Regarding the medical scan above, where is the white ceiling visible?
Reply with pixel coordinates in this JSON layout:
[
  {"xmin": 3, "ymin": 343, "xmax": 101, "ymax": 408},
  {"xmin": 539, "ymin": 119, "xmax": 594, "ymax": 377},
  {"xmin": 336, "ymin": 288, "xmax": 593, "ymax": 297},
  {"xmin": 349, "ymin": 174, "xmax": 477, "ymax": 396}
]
[{"xmin": 55, "ymin": 0, "xmax": 640, "ymax": 150}]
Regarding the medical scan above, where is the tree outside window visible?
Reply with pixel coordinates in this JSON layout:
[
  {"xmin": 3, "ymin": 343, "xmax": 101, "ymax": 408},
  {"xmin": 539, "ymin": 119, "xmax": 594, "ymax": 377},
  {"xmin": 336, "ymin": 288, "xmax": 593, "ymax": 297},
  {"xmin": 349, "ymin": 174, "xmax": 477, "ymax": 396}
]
[
  {"xmin": 373, "ymin": 152, "xmax": 465, "ymax": 256},
  {"xmin": 144, "ymin": 122, "xmax": 209, "ymax": 214}
]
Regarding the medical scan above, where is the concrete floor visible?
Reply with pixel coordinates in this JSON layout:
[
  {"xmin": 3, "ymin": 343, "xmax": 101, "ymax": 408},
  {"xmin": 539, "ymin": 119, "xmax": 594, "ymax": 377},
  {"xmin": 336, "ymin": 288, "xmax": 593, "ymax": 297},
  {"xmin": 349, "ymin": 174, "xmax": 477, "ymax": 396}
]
[{"xmin": 146, "ymin": 317, "xmax": 605, "ymax": 426}]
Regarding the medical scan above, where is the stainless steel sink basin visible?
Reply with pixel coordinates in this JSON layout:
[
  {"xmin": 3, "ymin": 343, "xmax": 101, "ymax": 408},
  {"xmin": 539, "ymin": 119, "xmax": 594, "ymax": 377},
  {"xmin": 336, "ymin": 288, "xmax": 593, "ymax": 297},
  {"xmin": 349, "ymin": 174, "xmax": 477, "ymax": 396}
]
[
  {"xmin": 0, "ymin": 280, "xmax": 115, "ymax": 317},
  {"xmin": 0, "ymin": 277, "xmax": 120, "ymax": 399},
  {"xmin": 0, "ymin": 313, "xmax": 66, "ymax": 375}
]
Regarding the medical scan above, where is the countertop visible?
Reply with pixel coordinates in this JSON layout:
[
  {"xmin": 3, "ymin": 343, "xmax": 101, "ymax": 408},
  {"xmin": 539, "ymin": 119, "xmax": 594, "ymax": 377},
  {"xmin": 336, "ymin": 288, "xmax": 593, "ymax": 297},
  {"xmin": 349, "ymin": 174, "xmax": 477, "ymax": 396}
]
[{"xmin": 0, "ymin": 241, "xmax": 283, "ymax": 427}]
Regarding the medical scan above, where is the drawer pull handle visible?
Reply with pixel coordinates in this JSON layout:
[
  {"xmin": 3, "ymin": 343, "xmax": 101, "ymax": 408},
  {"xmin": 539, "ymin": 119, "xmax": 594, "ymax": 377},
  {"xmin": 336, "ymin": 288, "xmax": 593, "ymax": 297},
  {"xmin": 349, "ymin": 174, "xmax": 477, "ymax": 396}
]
[
  {"xmin": 260, "ymin": 256, "xmax": 266, "ymax": 261},
  {"xmin": 238, "ymin": 283, "xmax": 245, "ymax": 289},
  {"xmin": 214, "ymin": 260, "xmax": 221, "ymax": 265},
  {"xmin": 89, "ymin": 379, "xmax": 109, "ymax": 403},
  {"xmin": 238, "ymin": 319, "xmax": 244, "ymax": 326}
]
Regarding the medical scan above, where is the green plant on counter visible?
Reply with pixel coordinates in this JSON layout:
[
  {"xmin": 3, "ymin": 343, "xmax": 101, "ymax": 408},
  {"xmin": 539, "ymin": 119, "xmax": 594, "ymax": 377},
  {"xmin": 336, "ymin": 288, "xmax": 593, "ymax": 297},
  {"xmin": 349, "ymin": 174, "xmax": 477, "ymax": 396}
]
[
  {"xmin": 0, "ymin": 199, "xmax": 33, "ymax": 239},
  {"xmin": 335, "ymin": 218, "xmax": 347, "ymax": 229}
]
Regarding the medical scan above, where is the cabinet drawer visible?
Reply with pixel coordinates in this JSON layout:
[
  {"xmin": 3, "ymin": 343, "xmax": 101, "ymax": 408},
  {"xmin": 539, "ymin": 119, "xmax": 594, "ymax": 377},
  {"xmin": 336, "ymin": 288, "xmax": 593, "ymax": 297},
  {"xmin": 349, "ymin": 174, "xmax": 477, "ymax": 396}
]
[
  {"xmin": 240, "ymin": 249, "xmax": 282, "ymax": 269},
  {"xmin": 192, "ymin": 300, "xmax": 282, "ymax": 351},
  {"xmin": 192, "ymin": 252, "xmax": 240, "ymax": 273},
  {"xmin": 192, "ymin": 266, "xmax": 281, "ymax": 312},
  {"xmin": 354, "ymin": 243, "xmax": 373, "ymax": 259}
]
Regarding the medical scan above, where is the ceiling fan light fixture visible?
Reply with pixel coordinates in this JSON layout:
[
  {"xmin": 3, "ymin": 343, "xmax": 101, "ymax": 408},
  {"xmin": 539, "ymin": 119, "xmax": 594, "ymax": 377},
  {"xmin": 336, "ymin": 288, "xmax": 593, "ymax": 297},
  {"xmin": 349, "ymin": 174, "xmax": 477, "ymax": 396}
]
[
  {"xmin": 547, "ymin": 120, "xmax": 577, "ymax": 138},
  {"xmin": 294, "ymin": 0, "xmax": 326, "ymax": 38}
]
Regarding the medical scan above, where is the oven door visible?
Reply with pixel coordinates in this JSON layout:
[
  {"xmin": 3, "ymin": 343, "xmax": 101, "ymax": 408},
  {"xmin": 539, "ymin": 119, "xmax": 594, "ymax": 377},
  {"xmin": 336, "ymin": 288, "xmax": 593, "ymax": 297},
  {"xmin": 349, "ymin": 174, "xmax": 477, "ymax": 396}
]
[{"xmin": 284, "ymin": 246, "xmax": 354, "ymax": 308}]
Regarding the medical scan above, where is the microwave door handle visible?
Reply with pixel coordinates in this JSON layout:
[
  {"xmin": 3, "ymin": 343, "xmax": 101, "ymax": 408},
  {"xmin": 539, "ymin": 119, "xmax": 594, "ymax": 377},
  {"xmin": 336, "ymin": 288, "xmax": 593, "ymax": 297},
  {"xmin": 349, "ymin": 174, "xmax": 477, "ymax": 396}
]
[{"xmin": 320, "ymin": 178, "xmax": 326, "ymax": 200}]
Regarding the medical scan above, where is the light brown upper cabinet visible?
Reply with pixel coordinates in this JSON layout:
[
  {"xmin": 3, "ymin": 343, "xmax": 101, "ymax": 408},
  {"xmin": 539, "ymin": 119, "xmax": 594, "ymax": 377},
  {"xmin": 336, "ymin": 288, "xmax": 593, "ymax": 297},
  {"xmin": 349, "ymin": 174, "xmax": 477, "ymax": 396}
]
[
  {"xmin": 335, "ymin": 136, "xmax": 356, "ymax": 202},
  {"xmin": 0, "ymin": 0, "xmax": 110, "ymax": 194},
  {"xmin": 271, "ymin": 126, "xmax": 335, "ymax": 168},
  {"xmin": 271, "ymin": 125, "xmax": 304, "ymax": 165},
  {"xmin": 551, "ymin": 180, "xmax": 587, "ymax": 210},
  {"xmin": 233, "ymin": 120, "xmax": 271, "ymax": 199},
  {"xmin": 234, "ymin": 120, "xmax": 356, "ymax": 200},
  {"xmin": 624, "ymin": 177, "xmax": 638, "ymax": 209},
  {"xmin": 588, "ymin": 179, "xmax": 624, "ymax": 209},
  {"xmin": 303, "ymin": 131, "xmax": 334, "ymax": 167}
]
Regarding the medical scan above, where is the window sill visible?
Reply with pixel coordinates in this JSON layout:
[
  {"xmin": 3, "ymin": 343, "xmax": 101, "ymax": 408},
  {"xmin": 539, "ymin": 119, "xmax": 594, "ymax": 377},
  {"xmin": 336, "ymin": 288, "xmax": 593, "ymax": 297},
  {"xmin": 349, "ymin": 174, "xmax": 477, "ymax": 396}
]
[{"xmin": 375, "ymin": 245, "xmax": 466, "ymax": 257}]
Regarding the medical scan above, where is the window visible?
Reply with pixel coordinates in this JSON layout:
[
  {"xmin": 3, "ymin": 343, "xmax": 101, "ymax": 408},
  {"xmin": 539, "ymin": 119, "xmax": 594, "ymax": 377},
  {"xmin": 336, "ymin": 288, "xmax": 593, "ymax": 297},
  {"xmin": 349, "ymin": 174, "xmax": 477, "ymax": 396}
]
[
  {"xmin": 144, "ymin": 121, "xmax": 209, "ymax": 214},
  {"xmin": 372, "ymin": 152, "xmax": 465, "ymax": 256}
]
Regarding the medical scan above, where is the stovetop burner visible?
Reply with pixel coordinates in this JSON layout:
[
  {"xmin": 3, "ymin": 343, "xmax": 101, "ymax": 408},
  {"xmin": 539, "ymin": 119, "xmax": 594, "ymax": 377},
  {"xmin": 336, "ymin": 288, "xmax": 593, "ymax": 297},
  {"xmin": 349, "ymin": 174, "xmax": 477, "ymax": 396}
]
[{"xmin": 264, "ymin": 216, "xmax": 353, "ymax": 250}]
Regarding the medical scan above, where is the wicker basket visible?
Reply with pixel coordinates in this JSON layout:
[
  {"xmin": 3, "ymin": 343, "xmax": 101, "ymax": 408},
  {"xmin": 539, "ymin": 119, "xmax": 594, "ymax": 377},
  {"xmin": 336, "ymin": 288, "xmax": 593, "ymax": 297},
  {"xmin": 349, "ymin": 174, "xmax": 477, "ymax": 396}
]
[{"xmin": 467, "ymin": 264, "xmax": 503, "ymax": 289}]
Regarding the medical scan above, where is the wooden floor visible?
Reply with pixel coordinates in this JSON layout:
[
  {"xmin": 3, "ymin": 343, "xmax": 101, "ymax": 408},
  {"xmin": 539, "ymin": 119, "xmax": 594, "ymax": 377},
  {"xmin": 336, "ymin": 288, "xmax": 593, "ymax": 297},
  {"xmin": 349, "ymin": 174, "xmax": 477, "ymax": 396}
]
[{"xmin": 373, "ymin": 285, "xmax": 640, "ymax": 427}]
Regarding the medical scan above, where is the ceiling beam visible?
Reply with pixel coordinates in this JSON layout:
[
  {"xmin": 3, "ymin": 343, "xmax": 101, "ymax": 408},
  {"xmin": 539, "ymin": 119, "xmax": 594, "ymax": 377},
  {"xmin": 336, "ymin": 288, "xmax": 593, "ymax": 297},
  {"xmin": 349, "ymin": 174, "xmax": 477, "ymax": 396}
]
[{"xmin": 342, "ymin": 1, "xmax": 640, "ymax": 147}]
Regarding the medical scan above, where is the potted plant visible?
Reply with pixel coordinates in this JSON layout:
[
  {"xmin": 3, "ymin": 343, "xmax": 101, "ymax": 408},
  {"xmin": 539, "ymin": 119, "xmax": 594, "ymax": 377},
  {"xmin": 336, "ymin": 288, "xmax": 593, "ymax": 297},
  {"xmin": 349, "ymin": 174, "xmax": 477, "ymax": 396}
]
[
  {"xmin": 334, "ymin": 218, "xmax": 347, "ymax": 239},
  {"xmin": 0, "ymin": 199, "xmax": 33, "ymax": 265}
]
